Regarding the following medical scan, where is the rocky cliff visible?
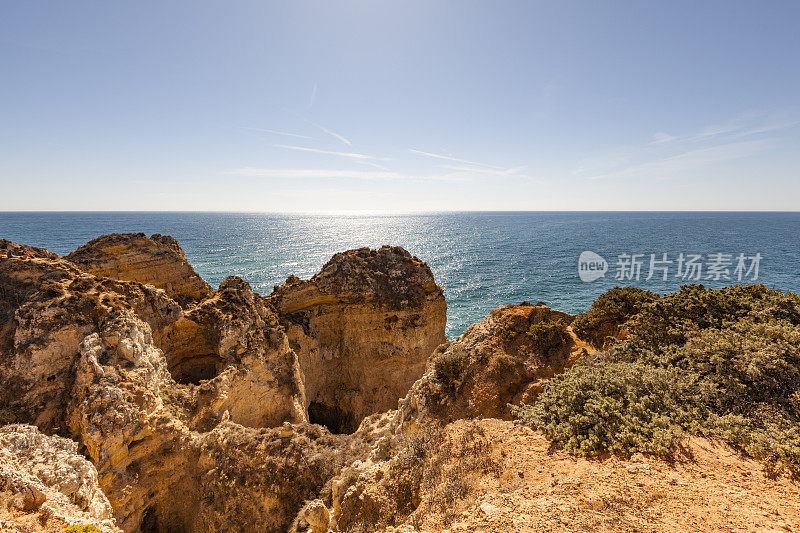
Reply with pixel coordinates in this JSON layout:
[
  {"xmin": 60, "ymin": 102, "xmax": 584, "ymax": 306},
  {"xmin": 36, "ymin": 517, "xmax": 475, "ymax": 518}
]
[
  {"xmin": 66, "ymin": 234, "xmax": 212, "ymax": 306},
  {"xmin": 317, "ymin": 303, "xmax": 591, "ymax": 531},
  {"xmin": 0, "ymin": 424, "xmax": 120, "ymax": 533},
  {"xmin": 0, "ymin": 239, "xmax": 58, "ymax": 260},
  {"xmin": 0, "ymin": 235, "xmax": 445, "ymax": 532},
  {"xmin": 2, "ymin": 234, "xmax": 799, "ymax": 533},
  {"xmin": 270, "ymin": 246, "xmax": 446, "ymax": 433},
  {"xmin": 396, "ymin": 302, "xmax": 590, "ymax": 426}
]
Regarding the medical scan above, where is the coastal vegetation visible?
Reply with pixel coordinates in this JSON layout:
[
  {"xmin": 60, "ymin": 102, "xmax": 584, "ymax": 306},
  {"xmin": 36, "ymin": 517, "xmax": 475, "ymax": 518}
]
[{"xmin": 515, "ymin": 284, "xmax": 800, "ymax": 477}]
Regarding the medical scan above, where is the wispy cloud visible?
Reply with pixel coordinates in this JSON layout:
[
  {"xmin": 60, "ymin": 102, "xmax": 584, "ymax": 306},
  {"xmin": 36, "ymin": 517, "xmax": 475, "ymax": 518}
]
[
  {"xmin": 308, "ymin": 83, "xmax": 318, "ymax": 110},
  {"xmin": 586, "ymin": 139, "xmax": 772, "ymax": 180},
  {"xmin": 357, "ymin": 160, "xmax": 391, "ymax": 171},
  {"xmin": 409, "ymin": 148, "xmax": 505, "ymax": 169},
  {"xmin": 579, "ymin": 111, "xmax": 798, "ymax": 181},
  {"xmin": 229, "ymin": 167, "xmax": 468, "ymax": 182},
  {"xmin": 438, "ymin": 164, "xmax": 533, "ymax": 179},
  {"xmin": 652, "ymin": 132, "xmax": 677, "ymax": 144},
  {"xmin": 410, "ymin": 149, "xmax": 535, "ymax": 180},
  {"xmin": 650, "ymin": 112, "xmax": 800, "ymax": 146},
  {"xmin": 275, "ymin": 144, "xmax": 390, "ymax": 161},
  {"xmin": 231, "ymin": 168, "xmax": 402, "ymax": 180},
  {"xmin": 731, "ymin": 117, "xmax": 800, "ymax": 139},
  {"xmin": 243, "ymin": 127, "xmax": 313, "ymax": 140},
  {"xmin": 306, "ymin": 120, "xmax": 352, "ymax": 147}
]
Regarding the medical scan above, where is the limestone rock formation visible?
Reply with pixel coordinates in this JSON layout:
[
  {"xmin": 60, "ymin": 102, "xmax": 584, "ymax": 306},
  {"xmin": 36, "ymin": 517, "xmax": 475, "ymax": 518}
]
[
  {"xmin": 397, "ymin": 303, "xmax": 589, "ymax": 426},
  {"xmin": 270, "ymin": 246, "xmax": 447, "ymax": 433},
  {"xmin": 66, "ymin": 310, "xmax": 352, "ymax": 532},
  {"xmin": 0, "ymin": 239, "xmax": 58, "ymax": 260},
  {"xmin": 313, "ymin": 304, "xmax": 591, "ymax": 530},
  {"xmin": 0, "ymin": 252, "xmax": 182, "ymax": 431},
  {"xmin": 1, "ymin": 236, "xmax": 447, "ymax": 532},
  {"xmin": 0, "ymin": 238, "xmax": 321, "ymax": 531},
  {"xmin": 4, "ymin": 233, "xmax": 800, "ymax": 533},
  {"xmin": 160, "ymin": 275, "xmax": 307, "ymax": 430},
  {"xmin": 190, "ymin": 421, "xmax": 362, "ymax": 533},
  {"xmin": 0, "ymin": 424, "xmax": 121, "ymax": 533},
  {"xmin": 66, "ymin": 233, "xmax": 212, "ymax": 306}
]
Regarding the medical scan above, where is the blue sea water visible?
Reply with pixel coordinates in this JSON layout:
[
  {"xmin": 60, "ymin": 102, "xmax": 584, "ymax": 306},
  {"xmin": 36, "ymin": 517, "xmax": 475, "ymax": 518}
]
[{"xmin": 1, "ymin": 212, "xmax": 799, "ymax": 339}]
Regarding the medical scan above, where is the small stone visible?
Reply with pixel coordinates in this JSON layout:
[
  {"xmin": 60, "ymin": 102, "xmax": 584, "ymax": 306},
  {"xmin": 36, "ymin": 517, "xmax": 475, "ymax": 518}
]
[
  {"xmin": 278, "ymin": 421, "xmax": 294, "ymax": 438},
  {"xmin": 38, "ymin": 505, "xmax": 54, "ymax": 525},
  {"xmin": 480, "ymin": 502, "xmax": 500, "ymax": 517},
  {"xmin": 11, "ymin": 486, "xmax": 47, "ymax": 511},
  {"xmin": 589, "ymin": 499, "xmax": 606, "ymax": 511},
  {"xmin": 302, "ymin": 499, "xmax": 330, "ymax": 533}
]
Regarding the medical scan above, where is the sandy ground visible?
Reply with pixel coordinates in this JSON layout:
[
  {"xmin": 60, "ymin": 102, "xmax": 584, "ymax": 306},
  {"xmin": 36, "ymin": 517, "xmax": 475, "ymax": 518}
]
[{"xmin": 418, "ymin": 419, "xmax": 799, "ymax": 533}]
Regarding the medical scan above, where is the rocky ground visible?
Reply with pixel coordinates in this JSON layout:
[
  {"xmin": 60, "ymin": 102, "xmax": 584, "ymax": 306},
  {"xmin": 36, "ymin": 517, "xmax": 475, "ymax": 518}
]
[
  {"xmin": 0, "ymin": 234, "xmax": 798, "ymax": 533},
  {"xmin": 403, "ymin": 419, "xmax": 799, "ymax": 533}
]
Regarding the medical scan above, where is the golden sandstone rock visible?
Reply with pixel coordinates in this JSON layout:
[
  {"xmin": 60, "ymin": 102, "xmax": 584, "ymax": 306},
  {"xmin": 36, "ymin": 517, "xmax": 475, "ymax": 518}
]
[
  {"xmin": 0, "ymin": 424, "xmax": 120, "ymax": 532},
  {"xmin": 66, "ymin": 233, "xmax": 212, "ymax": 306},
  {"xmin": 0, "ymin": 235, "xmax": 444, "ymax": 532},
  {"xmin": 270, "ymin": 246, "xmax": 447, "ymax": 433},
  {"xmin": 395, "ymin": 302, "xmax": 590, "ymax": 426}
]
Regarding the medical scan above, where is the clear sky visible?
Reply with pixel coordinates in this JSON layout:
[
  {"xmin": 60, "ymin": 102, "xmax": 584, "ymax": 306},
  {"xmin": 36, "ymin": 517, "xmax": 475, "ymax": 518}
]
[{"xmin": 1, "ymin": 1, "xmax": 799, "ymax": 212}]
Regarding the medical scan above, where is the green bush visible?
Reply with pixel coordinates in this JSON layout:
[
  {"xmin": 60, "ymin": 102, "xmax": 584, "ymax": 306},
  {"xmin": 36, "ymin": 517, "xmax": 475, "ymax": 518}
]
[
  {"xmin": 431, "ymin": 347, "xmax": 468, "ymax": 384},
  {"xmin": 517, "ymin": 284, "xmax": 800, "ymax": 477},
  {"xmin": 572, "ymin": 286, "xmax": 658, "ymax": 347},
  {"xmin": 63, "ymin": 526, "xmax": 102, "ymax": 533},
  {"xmin": 526, "ymin": 321, "xmax": 569, "ymax": 352},
  {"xmin": 512, "ymin": 362, "xmax": 705, "ymax": 457}
]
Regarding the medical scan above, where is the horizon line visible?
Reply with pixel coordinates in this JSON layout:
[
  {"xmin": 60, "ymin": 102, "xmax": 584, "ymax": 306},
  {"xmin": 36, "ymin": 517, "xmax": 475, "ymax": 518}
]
[{"xmin": 1, "ymin": 209, "xmax": 800, "ymax": 215}]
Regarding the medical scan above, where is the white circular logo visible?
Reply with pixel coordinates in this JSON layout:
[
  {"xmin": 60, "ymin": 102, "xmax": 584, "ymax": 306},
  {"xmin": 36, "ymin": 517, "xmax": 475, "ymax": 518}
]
[{"xmin": 578, "ymin": 251, "xmax": 608, "ymax": 282}]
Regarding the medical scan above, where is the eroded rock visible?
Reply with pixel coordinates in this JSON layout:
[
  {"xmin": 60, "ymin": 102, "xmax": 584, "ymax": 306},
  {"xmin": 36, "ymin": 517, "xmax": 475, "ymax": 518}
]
[
  {"xmin": 0, "ymin": 239, "xmax": 58, "ymax": 260},
  {"xmin": 319, "ymin": 304, "xmax": 589, "ymax": 530},
  {"xmin": 160, "ymin": 275, "xmax": 307, "ymax": 430},
  {"xmin": 0, "ymin": 424, "xmax": 121, "ymax": 532},
  {"xmin": 1, "ymin": 237, "xmax": 446, "ymax": 532},
  {"xmin": 66, "ymin": 233, "xmax": 212, "ymax": 306},
  {"xmin": 271, "ymin": 246, "xmax": 447, "ymax": 433},
  {"xmin": 0, "ymin": 253, "xmax": 181, "ymax": 431},
  {"xmin": 397, "ymin": 303, "xmax": 589, "ymax": 425}
]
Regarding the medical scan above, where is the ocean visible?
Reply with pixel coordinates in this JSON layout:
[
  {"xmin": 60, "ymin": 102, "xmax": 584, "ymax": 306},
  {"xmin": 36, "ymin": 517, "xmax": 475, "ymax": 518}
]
[{"xmin": 1, "ymin": 211, "xmax": 798, "ymax": 339}]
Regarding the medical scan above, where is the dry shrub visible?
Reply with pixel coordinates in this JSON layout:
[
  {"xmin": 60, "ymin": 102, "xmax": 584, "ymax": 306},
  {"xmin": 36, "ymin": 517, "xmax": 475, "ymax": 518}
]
[
  {"xmin": 526, "ymin": 320, "xmax": 569, "ymax": 352},
  {"xmin": 517, "ymin": 284, "xmax": 800, "ymax": 477},
  {"xmin": 413, "ymin": 422, "xmax": 500, "ymax": 527},
  {"xmin": 431, "ymin": 347, "xmax": 468, "ymax": 384},
  {"xmin": 336, "ymin": 422, "xmax": 500, "ymax": 532},
  {"xmin": 571, "ymin": 286, "xmax": 658, "ymax": 347}
]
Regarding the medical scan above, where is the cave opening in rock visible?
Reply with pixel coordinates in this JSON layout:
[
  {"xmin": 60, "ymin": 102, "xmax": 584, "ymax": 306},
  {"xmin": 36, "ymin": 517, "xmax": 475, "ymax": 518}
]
[
  {"xmin": 308, "ymin": 401, "xmax": 356, "ymax": 434},
  {"xmin": 140, "ymin": 506, "xmax": 158, "ymax": 533},
  {"xmin": 169, "ymin": 354, "xmax": 224, "ymax": 385}
]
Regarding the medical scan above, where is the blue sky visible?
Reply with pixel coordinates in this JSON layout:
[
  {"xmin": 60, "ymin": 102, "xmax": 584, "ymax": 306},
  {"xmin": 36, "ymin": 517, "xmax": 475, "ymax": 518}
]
[{"xmin": 1, "ymin": 1, "xmax": 799, "ymax": 211}]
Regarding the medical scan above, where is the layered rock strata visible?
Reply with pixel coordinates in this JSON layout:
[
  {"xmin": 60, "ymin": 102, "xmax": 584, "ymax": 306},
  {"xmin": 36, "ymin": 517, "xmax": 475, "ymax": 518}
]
[
  {"xmin": 3, "ymin": 234, "xmax": 794, "ymax": 533},
  {"xmin": 270, "ymin": 246, "xmax": 447, "ymax": 433},
  {"xmin": 397, "ymin": 302, "xmax": 590, "ymax": 426},
  {"xmin": 66, "ymin": 233, "xmax": 212, "ymax": 306},
  {"xmin": 320, "ymin": 303, "xmax": 590, "ymax": 530}
]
